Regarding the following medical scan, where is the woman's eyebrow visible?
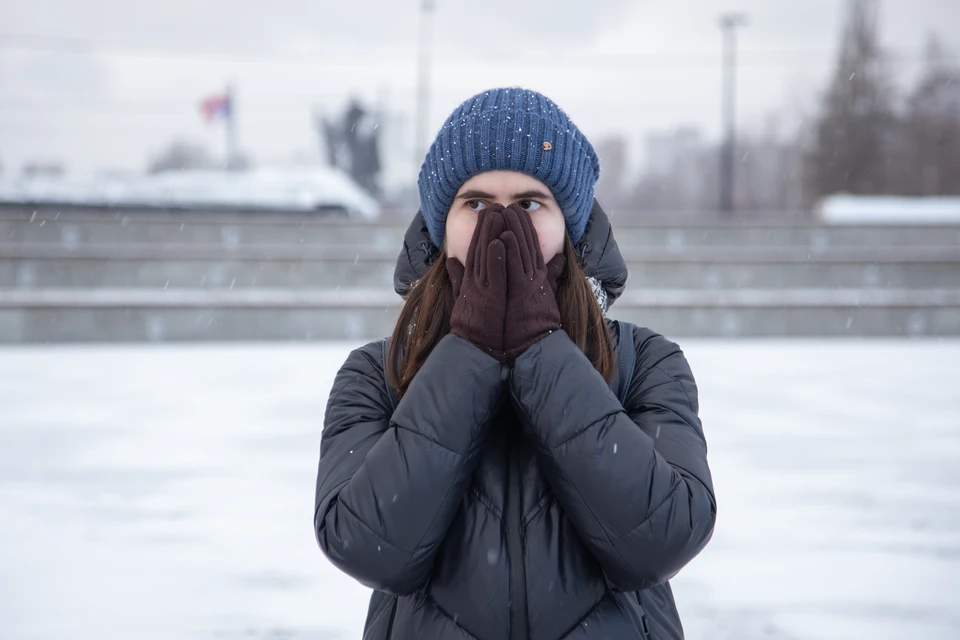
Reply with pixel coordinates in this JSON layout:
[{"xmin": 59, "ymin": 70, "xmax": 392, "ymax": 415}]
[
  {"xmin": 455, "ymin": 189, "xmax": 495, "ymax": 200},
  {"xmin": 511, "ymin": 190, "xmax": 554, "ymax": 202}
]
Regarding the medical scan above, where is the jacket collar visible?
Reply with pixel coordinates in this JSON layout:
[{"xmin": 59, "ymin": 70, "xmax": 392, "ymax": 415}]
[{"xmin": 393, "ymin": 199, "xmax": 628, "ymax": 309}]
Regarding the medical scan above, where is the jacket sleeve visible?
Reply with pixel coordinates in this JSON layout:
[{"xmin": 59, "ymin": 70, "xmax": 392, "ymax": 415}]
[
  {"xmin": 507, "ymin": 329, "xmax": 716, "ymax": 592},
  {"xmin": 314, "ymin": 334, "xmax": 505, "ymax": 595}
]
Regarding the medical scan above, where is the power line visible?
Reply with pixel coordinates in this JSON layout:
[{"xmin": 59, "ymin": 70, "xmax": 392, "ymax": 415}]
[
  {"xmin": 0, "ymin": 32, "xmax": 354, "ymax": 62},
  {"xmin": 0, "ymin": 105, "xmax": 314, "ymax": 118},
  {"xmin": 0, "ymin": 32, "xmax": 950, "ymax": 70}
]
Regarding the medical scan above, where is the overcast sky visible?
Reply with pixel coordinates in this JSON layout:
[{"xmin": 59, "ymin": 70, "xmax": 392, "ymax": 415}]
[{"xmin": 1, "ymin": 0, "xmax": 958, "ymax": 184}]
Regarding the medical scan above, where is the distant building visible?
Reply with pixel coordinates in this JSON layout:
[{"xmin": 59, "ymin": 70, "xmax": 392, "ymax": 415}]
[
  {"xmin": 21, "ymin": 163, "xmax": 65, "ymax": 179},
  {"xmin": 643, "ymin": 127, "xmax": 704, "ymax": 179},
  {"xmin": 639, "ymin": 127, "xmax": 710, "ymax": 212}
]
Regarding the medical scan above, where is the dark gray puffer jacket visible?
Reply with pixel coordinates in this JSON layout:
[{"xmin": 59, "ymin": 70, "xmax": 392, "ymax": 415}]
[{"xmin": 314, "ymin": 202, "xmax": 716, "ymax": 639}]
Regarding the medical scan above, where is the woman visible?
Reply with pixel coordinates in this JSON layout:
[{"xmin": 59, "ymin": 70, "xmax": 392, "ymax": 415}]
[{"xmin": 314, "ymin": 88, "xmax": 716, "ymax": 640}]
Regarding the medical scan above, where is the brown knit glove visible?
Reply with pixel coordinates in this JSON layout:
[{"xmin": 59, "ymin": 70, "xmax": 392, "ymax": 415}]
[
  {"xmin": 500, "ymin": 204, "xmax": 567, "ymax": 364},
  {"xmin": 446, "ymin": 205, "xmax": 509, "ymax": 359}
]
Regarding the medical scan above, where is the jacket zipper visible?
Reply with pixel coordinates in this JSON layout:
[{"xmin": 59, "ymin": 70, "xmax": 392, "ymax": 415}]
[
  {"xmin": 635, "ymin": 593, "xmax": 652, "ymax": 639},
  {"xmin": 507, "ymin": 435, "xmax": 528, "ymax": 640}
]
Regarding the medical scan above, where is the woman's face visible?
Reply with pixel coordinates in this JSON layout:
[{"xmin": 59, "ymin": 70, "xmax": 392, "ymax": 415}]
[{"xmin": 444, "ymin": 171, "xmax": 566, "ymax": 264}]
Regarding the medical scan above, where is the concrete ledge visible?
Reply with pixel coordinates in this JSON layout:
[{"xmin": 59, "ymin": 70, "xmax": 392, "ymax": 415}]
[
  {"xmin": 3, "ymin": 206, "xmax": 960, "ymax": 251},
  {"xmin": 2, "ymin": 259, "xmax": 955, "ymax": 290},
  {"xmin": 3, "ymin": 243, "xmax": 960, "ymax": 264},
  {"xmin": 1, "ymin": 305, "xmax": 957, "ymax": 341},
  {"xmin": 1, "ymin": 203, "xmax": 957, "ymax": 230},
  {"xmin": 616, "ymin": 289, "xmax": 960, "ymax": 308},
  {"xmin": 2, "ymin": 288, "xmax": 958, "ymax": 309},
  {"xmin": 0, "ymin": 288, "xmax": 399, "ymax": 308},
  {"xmin": 0, "ymin": 203, "xmax": 356, "ymax": 222}
]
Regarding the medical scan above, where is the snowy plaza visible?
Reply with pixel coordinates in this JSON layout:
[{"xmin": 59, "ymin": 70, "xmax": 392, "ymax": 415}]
[{"xmin": 1, "ymin": 339, "xmax": 958, "ymax": 639}]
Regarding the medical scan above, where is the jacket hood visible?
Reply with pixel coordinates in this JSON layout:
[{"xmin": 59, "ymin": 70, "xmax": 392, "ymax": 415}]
[{"xmin": 393, "ymin": 199, "xmax": 628, "ymax": 309}]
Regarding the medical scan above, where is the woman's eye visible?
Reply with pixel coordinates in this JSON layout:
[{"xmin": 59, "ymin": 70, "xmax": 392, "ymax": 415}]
[
  {"xmin": 519, "ymin": 200, "xmax": 542, "ymax": 212},
  {"xmin": 466, "ymin": 200, "xmax": 488, "ymax": 212}
]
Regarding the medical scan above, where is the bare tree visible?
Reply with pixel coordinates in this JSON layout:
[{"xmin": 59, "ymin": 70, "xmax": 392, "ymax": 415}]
[
  {"xmin": 733, "ymin": 116, "xmax": 806, "ymax": 215},
  {"xmin": 903, "ymin": 35, "xmax": 960, "ymax": 195},
  {"xmin": 804, "ymin": 0, "xmax": 899, "ymax": 202}
]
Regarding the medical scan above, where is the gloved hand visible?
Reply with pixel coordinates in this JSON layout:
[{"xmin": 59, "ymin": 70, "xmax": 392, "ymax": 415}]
[
  {"xmin": 499, "ymin": 203, "xmax": 567, "ymax": 363},
  {"xmin": 445, "ymin": 205, "xmax": 509, "ymax": 359}
]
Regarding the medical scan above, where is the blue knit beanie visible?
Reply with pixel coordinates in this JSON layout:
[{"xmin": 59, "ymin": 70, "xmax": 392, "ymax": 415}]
[{"xmin": 417, "ymin": 87, "xmax": 600, "ymax": 249}]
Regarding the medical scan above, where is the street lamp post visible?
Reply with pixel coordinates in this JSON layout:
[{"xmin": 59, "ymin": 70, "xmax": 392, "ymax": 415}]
[
  {"xmin": 718, "ymin": 13, "xmax": 747, "ymax": 217},
  {"xmin": 414, "ymin": 0, "xmax": 436, "ymax": 181}
]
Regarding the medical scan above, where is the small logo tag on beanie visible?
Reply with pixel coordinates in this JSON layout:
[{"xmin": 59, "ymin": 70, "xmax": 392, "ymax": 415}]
[{"xmin": 542, "ymin": 141, "xmax": 553, "ymax": 151}]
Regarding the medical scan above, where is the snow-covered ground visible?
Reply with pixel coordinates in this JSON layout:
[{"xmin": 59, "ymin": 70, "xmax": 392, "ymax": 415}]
[
  {"xmin": 818, "ymin": 195, "xmax": 960, "ymax": 225},
  {"xmin": 0, "ymin": 167, "xmax": 381, "ymax": 220},
  {"xmin": 1, "ymin": 340, "xmax": 958, "ymax": 640}
]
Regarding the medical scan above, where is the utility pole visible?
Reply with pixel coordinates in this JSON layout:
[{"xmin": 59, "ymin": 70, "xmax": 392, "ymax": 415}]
[
  {"xmin": 414, "ymin": 0, "xmax": 436, "ymax": 180},
  {"xmin": 718, "ymin": 13, "xmax": 747, "ymax": 217}
]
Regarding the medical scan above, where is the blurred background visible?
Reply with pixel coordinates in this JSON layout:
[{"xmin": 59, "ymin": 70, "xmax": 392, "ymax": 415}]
[{"xmin": 0, "ymin": 0, "xmax": 958, "ymax": 638}]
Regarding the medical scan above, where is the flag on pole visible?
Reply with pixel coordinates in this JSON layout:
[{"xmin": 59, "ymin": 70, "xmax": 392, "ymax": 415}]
[
  {"xmin": 200, "ymin": 92, "xmax": 232, "ymax": 123},
  {"xmin": 199, "ymin": 85, "xmax": 238, "ymax": 163}
]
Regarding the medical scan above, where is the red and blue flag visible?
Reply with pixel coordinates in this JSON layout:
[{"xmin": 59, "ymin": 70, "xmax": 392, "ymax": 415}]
[{"xmin": 200, "ymin": 92, "xmax": 231, "ymax": 123}]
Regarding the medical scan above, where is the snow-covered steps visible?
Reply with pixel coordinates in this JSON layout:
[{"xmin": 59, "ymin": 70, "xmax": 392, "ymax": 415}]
[{"xmin": 0, "ymin": 288, "xmax": 957, "ymax": 341}]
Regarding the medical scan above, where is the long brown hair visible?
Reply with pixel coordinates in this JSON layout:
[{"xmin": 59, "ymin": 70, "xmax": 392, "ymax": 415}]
[{"xmin": 386, "ymin": 235, "xmax": 615, "ymax": 400}]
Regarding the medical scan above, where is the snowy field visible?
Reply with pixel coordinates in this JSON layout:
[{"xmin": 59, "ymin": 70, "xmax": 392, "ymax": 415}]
[{"xmin": 1, "ymin": 339, "xmax": 959, "ymax": 640}]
